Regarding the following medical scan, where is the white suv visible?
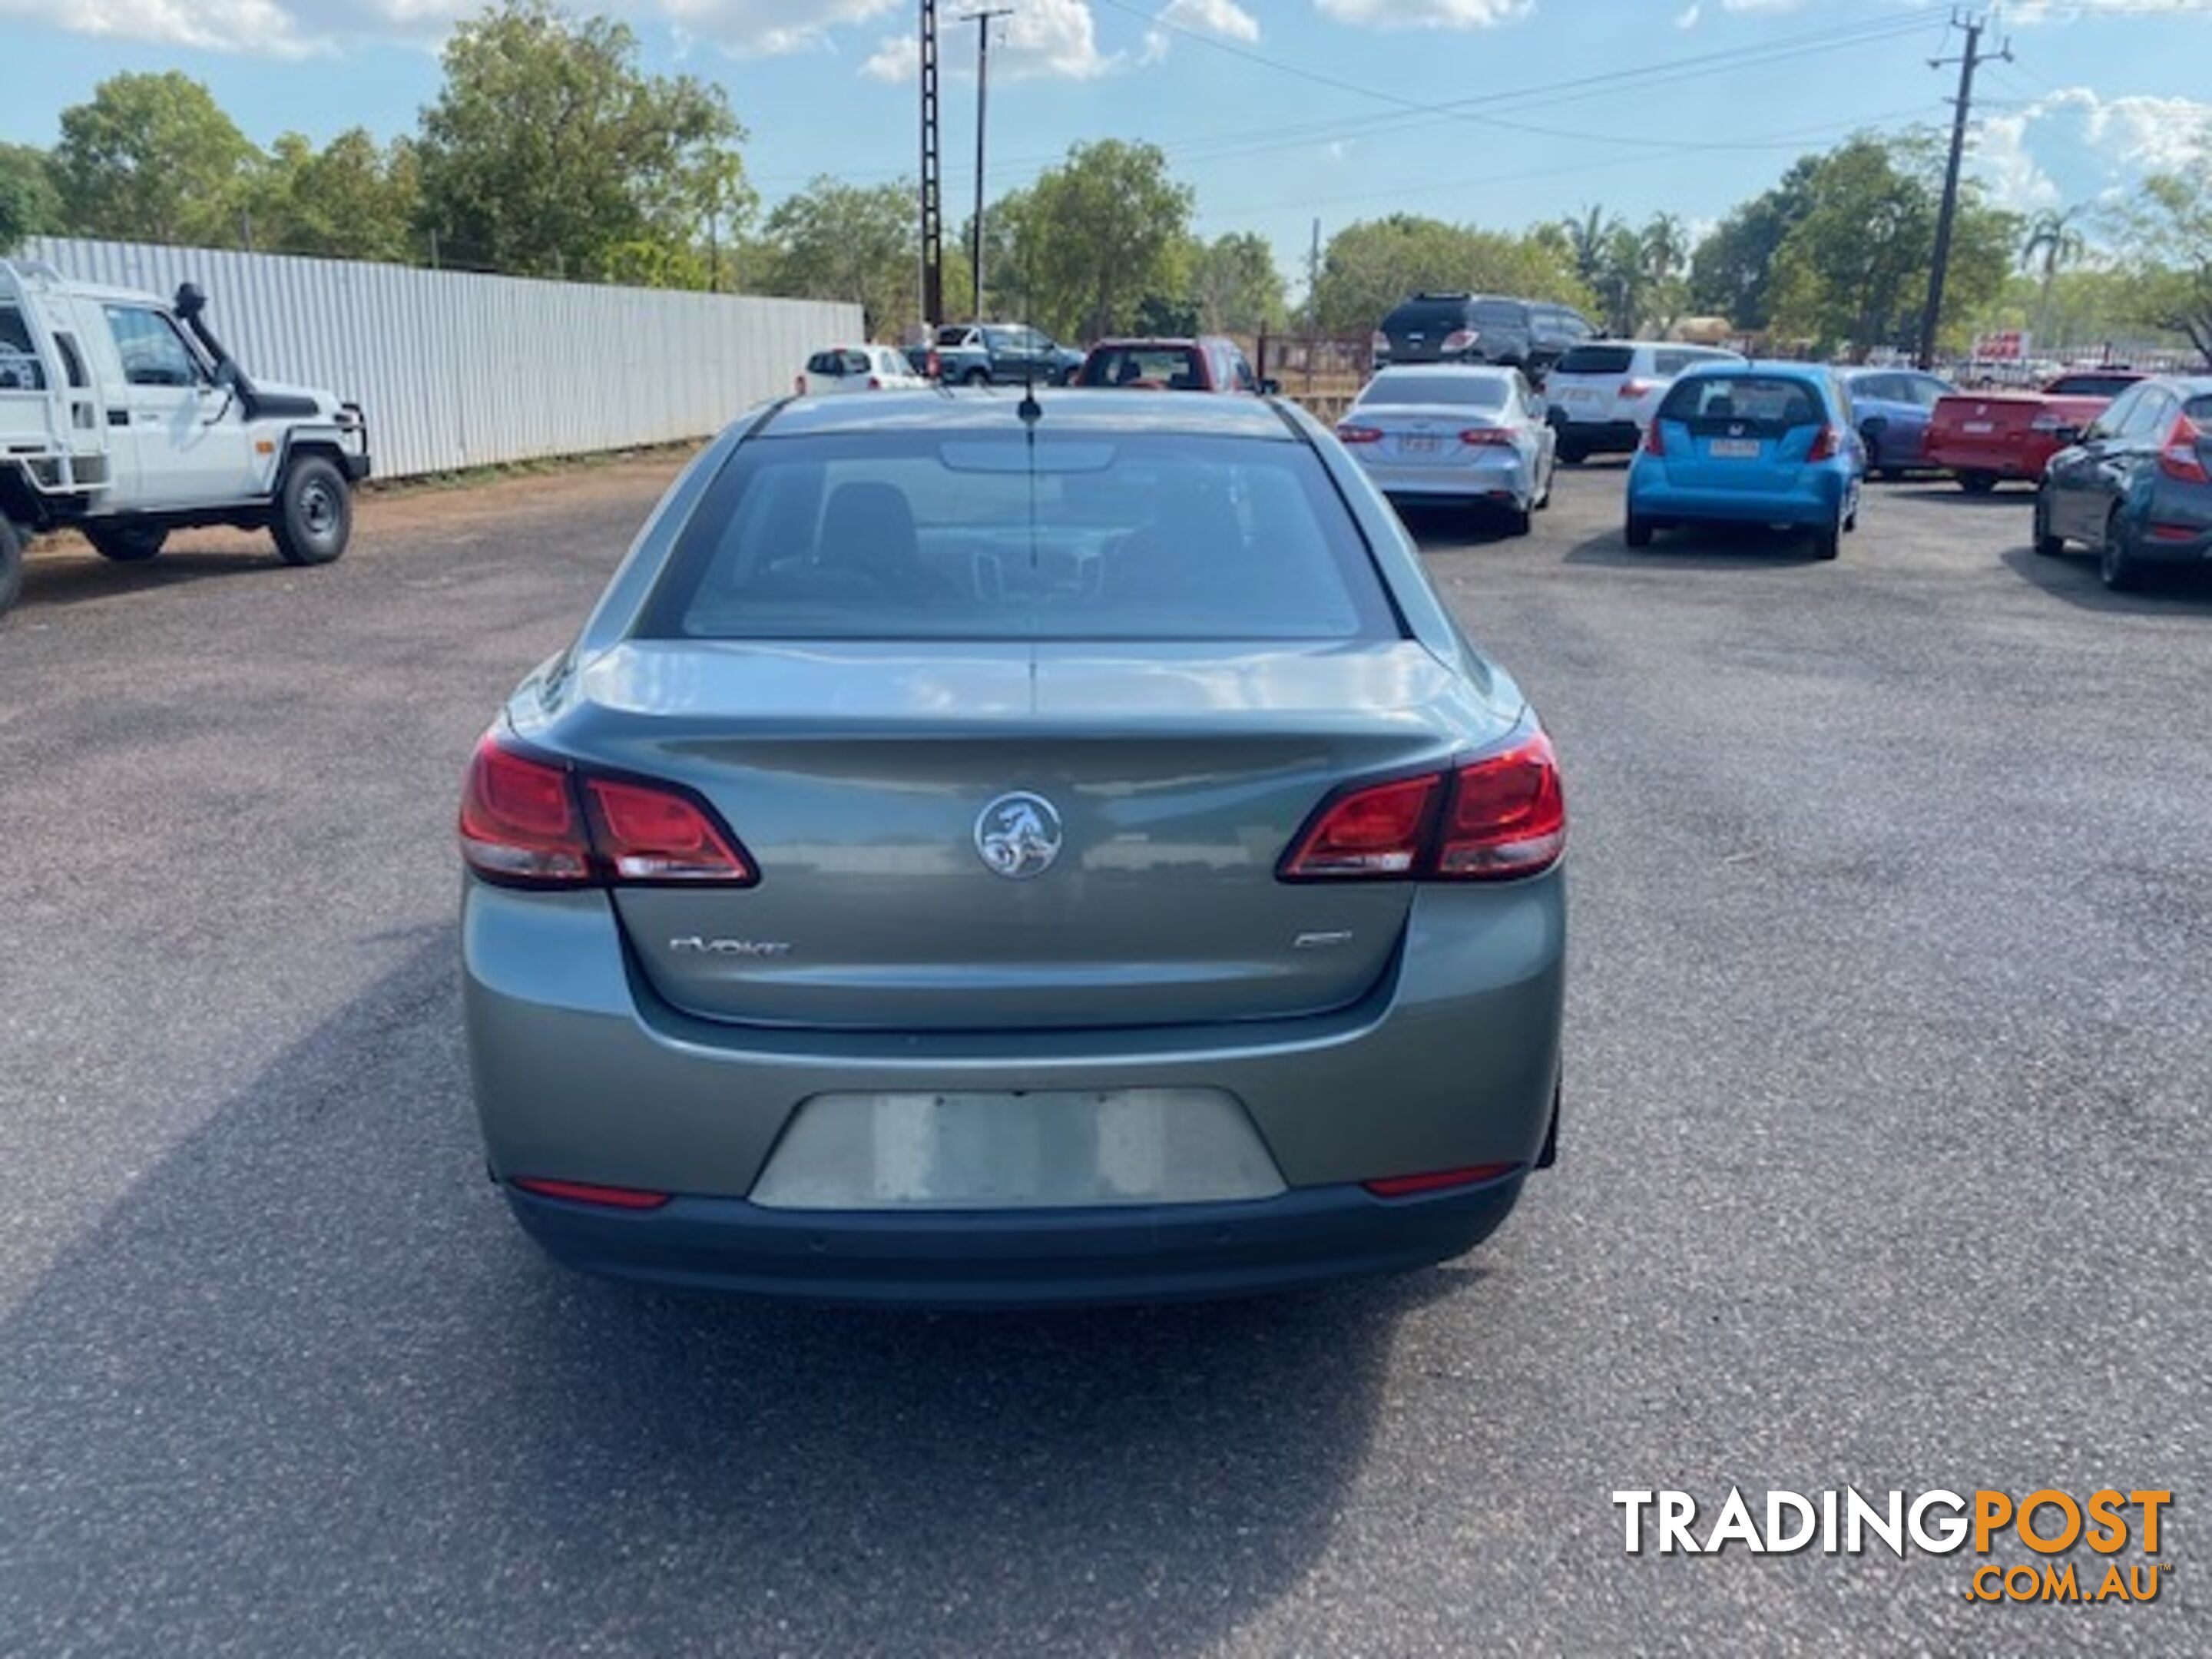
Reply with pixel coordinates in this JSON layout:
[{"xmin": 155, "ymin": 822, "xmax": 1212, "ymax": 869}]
[
  {"xmin": 0, "ymin": 259, "xmax": 367, "ymax": 616},
  {"xmin": 796, "ymin": 344, "xmax": 928, "ymax": 396},
  {"xmin": 1545, "ymin": 341, "xmax": 1744, "ymax": 463}
]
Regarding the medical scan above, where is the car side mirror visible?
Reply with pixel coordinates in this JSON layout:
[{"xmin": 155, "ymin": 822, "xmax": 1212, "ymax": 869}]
[
  {"xmin": 1260, "ymin": 377, "xmax": 1281, "ymax": 396},
  {"xmin": 1859, "ymin": 414, "xmax": 1889, "ymax": 440},
  {"xmin": 2052, "ymin": 424, "xmax": 2082, "ymax": 446},
  {"xmin": 210, "ymin": 359, "xmax": 239, "ymax": 388}
]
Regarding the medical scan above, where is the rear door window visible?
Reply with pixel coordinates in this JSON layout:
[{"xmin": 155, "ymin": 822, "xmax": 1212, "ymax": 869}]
[
  {"xmin": 642, "ymin": 432, "xmax": 1400, "ymax": 645},
  {"xmin": 1470, "ymin": 301, "xmax": 1526, "ymax": 329},
  {"xmin": 1555, "ymin": 345, "xmax": 1635, "ymax": 376},
  {"xmin": 1078, "ymin": 346, "xmax": 1205, "ymax": 389},
  {"xmin": 0, "ymin": 303, "xmax": 45, "ymax": 390},
  {"xmin": 1659, "ymin": 375, "xmax": 1825, "ymax": 431}
]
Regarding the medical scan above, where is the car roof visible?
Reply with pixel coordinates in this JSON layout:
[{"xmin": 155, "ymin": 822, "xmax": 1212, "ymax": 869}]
[
  {"xmin": 1674, "ymin": 359, "xmax": 1833, "ymax": 381},
  {"xmin": 1087, "ymin": 337, "xmax": 1207, "ymax": 349},
  {"xmin": 1371, "ymin": 363, "xmax": 1518, "ymax": 379},
  {"xmin": 759, "ymin": 386, "xmax": 1295, "ymax": 440}
]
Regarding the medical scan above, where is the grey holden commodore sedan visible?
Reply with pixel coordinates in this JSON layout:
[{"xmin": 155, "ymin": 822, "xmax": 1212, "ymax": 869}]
[{"xmin": 460, "ymin": 389, "xmax": 1566, "ymax": 1306}]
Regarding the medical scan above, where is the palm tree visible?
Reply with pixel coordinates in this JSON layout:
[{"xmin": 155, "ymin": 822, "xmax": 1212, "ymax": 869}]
[
  {"xmin": 1560, "ymin": 204, "xmax": 1618, "ymax": 290},
  {"xmin": 2019, "ymin": 206, "xmax": 2087, "ymax": 349}
]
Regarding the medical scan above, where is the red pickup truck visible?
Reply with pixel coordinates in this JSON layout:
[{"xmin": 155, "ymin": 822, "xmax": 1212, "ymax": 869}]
[{"xmin": 1924, "ymin": 370, "xmax": 2147, "ymax": 492}]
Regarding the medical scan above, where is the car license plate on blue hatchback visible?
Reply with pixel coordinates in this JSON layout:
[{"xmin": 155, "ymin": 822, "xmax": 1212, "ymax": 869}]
[{"xmin": 1710, "ymin": 439, "xmax": 1760, "ymax": 458}]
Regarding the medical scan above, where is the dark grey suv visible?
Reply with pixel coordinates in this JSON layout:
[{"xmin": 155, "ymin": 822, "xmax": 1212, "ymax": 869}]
[{"xmin": 1373, "ymin": 293, "xmax": 1595, "ymax": 376}]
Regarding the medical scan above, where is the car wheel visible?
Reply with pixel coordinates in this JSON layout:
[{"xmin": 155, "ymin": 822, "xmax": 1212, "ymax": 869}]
[
  {"xmin": 2099, "ymin": 507, "xmax": 2141, "ymax": 591},
  {"xmin": 271, "ymin": 455, "xmax": 352, "ymax": 567},
  {"xmin": 0, "ymin": 515, "xmax": 22, "ymax": 618},
  {"xmin": 86, "ymin": 524, "xmax": 167, "ymax": 562},
  {"xmin": 1502, "ymin": 502, "xmax": 1533, "ymax": 537},
  {"xmin": 1558, "ymin": 442, "xmax": 1586, "ymax": 466},
  {"xmin": 1812, "ymin": 511, "xmax": 1842, "ymax": 561},
  {"xmin": 1958, "ymin": 470, "xmax": 1998, "ymax": 495},
  {"xmin": 1534, "ymin": 456, "xmax": 1554, "ymax": 510},
  {"xmin": 2032, "ymin": 489, "xmax": 2066, "ymax": 557},
  {"xmin": 962, "ymin": 367, "xmax": 991, "ymax": 387},
  {"xmin": 1624, "ymin": 512, "xmax": 1653, "ymax": 548}
]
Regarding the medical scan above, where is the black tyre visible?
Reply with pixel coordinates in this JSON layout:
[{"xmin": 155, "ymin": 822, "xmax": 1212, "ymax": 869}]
[
  {"xmin": 2032, "ymin": 489, "xmax": 2066, "ymax": 557},
  {"xmin": 2099, "ymin": 507, "xmax": 2141, "ymax": 591},
  {"xmin": 271, "ymin": 455, "xmax": 352, "ymax": 567},
  {"xmin": 962, "ymin": 367, "xmax": 991, "ymax": 387},
  {"xmin": 1958, "ymin": 470, "xmax": 1998, "ymax": 495},
  {"xmin": 1624, "ymin": 512, "xmax": 1653, "ymax": 548},
  {"xmin": 1812, "ymin": 512, "xmax": 1842, "ymax": 561},
  {"xmin": 86, "ymin": 523, "xmax": 167, "ymax": 562},
  {"xmin": 1502, "ymin": 502, "xmax": 1533, "ymax": 538},
  {"xmin": 0, "ymin": 516, "xmax": 22, "ymax": 618},
  {"xmin": 1533, "ymin": 458, "xmax": 1553, "ymax": 510},
  {"xmin": 1558, "ymin": 441, "xmax": 1586, "ymax": 466}
]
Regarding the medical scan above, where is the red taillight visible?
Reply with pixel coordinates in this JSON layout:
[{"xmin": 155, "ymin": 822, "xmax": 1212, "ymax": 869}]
[
  {"xmin": 512, "ymin": 1177, "xmax": 671, "ymax": 1210},
  {"xmin": 1280, "ymin": 725, "xmax": 1565, "ymax": 883},
  {"xmin": 1363, "ymin": 1161, "xmax": 1520, "ymax": 1199},
  {"xmin": 1806, "ymin": 424, "xmax": 1839, "ymax": 462},
  {"xmin": 1439, "ymin": 328, "xmax": 1480, "ymax": 354},
  {"xmin": 459, "ymin": 733, "xmax": 753, "ymax": 889},
  {"xmin": 1641, "ymin": 421, "xmax": 1667, "ymax": 456},
  {"xmin": 1369, "ymin": 331, "xmax": 1391, "ymax": 356},
  {"xmin": 1619, "ymin": 378, "xmax": 1654, "ymax": 400},
  {"xmin": 866, "ymin": 375, "xmax": 882, "ymax": 389},
  {"xmin": 1280, "ymin": 773, "xmax": 1441, "ymax": 879},
  {"xmin": 1336, "ymin": 423, "xmax": 1384, "ymax": 445},
  {"xmin": 2147, "ymin": 523, "xmax": 2201, "ymax": 542},
  {"xmin": 926, "ymin": 349, "xmax": 941, "ymax": 378},
  {"xmin": 2158, "ymin": 416, "xmax": 2210, "ymax": 484},
  {"xmin": 1436, "ymin": 730, "xmax": 1566, "ymax": 879},
  {"xmin": 459, "ymin": 736, "xmax": 592, "ymax": 886},
  {"xmin": 1459, "ymin": 426, "xmax": 1515, "ymax": 446},
  {"xmin": 582, "ymin": 776, "xmax": 753, "ymax": 883}
]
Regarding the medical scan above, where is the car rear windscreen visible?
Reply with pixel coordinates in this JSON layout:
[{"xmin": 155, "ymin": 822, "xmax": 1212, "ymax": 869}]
[
  {"xmin": 1357, "ymin": 374, "xmax": 1508, "ymax": 409},
  {"xmin": 1555, "ymin": 346, "xmax": 1635, "ymax": 376},
  {"xmin": 1078, "ymin": 346, "xmax": 1204, "ymax": 389},
  {"xmin": 1657, "ymin": 375, "xmax": 1825, "ymax": 431},
  {"xmin": 1383, "ymin": 299, "xmax": 1471, "ymax": 333},
  {"xmin": 641, "ymin": 432, "xmax": 1400, "ymax": 644},
  {"xmin": 2048, "ymin": 374, "xmax": 2139, "ymax": 397}
]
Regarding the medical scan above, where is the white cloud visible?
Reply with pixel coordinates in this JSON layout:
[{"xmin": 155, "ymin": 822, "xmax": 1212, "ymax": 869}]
[
  {"xmin": 1972, "ymin": 112, "xmax": 2060, "ymax": 210},
  {"xmin": 859, "ymin": 1, "xmax": 1117, "ymax": 84},
  {"xmin": 2004, "ymin": 0, "xmax": 2212, "ymax": 19},
  {"xmin": 1143, "ymin": 0, "xmax": 1260, "ymax": 61},
  {"xmin": 1971, "ymin": 85, "xmax": 2212, "ymax": 210},
  {"xmin": 657, "ymin": 0, "xmax": 899, "ymax": 58},
  {"xmin": 1674, "ymin": 5, "xmax": 1703, "ymax": 28},
  {"xmin": 1313, "ymin": 0, "xmax": 1531, "ymax": 30}
]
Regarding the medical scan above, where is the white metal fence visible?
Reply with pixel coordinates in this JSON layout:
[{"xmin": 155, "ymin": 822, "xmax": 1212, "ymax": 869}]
[{"xmin": 24, "ymin": 237, "xmax": 860, "ymax": 479}]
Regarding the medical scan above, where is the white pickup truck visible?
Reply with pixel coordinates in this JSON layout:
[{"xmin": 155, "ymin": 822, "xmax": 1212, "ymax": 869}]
[{"xmin": 0, "ymin": 258, "xmax": 369, "ymax": 617}]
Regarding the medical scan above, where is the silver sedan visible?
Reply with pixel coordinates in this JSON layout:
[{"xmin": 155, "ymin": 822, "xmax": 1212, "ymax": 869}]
[
  {"xmin": 1336, "ymin": 364, "xmax": 1558, "ymax": 534},
  {"xmin": 459, "ymin": 389, "xmax": 1567, "ymax": 1306}
]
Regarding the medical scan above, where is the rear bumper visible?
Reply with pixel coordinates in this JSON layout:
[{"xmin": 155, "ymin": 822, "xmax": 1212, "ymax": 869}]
[
  {"xmin": 2131, "ymin": 522, "xmax": 2212, "ymax": 565},
  {"xmin": 507, "ymin": 1171, "xmax": 1525, "ymax": 1306},
  {"xmin": 1356, "ymin": 454, "xmax": 1535, "ymax": 504},
  {"xmin": 1628, "ymin": 468, "xmax": 1846, "ymax": 527},
  {"xmin": 1924, "ymin": 439, "xmax": 2050, "ymax": 479},
  {"xmin": 463, "ymin": 876, "xmax": 1565, "ymax": 1301},
  {"xmin": 1551, "ymin": 418, "xmax": 1641, "ymax": 452}
]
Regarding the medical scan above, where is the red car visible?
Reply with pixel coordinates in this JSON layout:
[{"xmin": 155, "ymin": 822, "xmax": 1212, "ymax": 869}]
[
  {"xmin": 1925, "ymin": 370, "xmax": 2147, "ymax": 492},
  {"xmin": 1076, "ymin": 336, "xmax": 1271, "ymax": 394}
]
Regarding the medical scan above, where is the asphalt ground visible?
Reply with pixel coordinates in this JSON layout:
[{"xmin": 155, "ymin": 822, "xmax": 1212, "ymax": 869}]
[{"xmin": 2, "ymin": 449, "xmax": 2207, "ymax": 1656}]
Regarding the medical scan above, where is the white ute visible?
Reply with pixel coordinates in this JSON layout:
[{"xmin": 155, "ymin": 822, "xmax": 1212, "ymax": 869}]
[{"xmin": 0, "ymin": 258, "xmax": 369, "ymax": 617}]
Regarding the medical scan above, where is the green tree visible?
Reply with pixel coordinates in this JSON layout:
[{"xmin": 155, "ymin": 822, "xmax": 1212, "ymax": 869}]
[
  {"xmin": 1768, "ymin": 134, "xmax": 2013, "ymax": 355},
  {"xmin": 1558, "ymin": 204, "xmax": 1621, "ymax": 293},
  {"xmin": 0, "ymin": 143, "xmax": 61, "ymax": 250},
  {"xmin": 1311, "ymin": 214, "xmax": 1590, "ymax": 336},
  {"xmin": 253, "ymin": 130, "xmax": 422, "ymax": 263},
  {"xmin": 2018, "ymin": 205, "xmax": 2088, "ymax": 347},
  {"xmin": 1022, "ymin": 140, "xmax": 1194, "ymax": 341},
  {"xmin": 53, "ymin": 71, "xmax": 257, "ymax": 246},
  {"xmin": 415, "ymin": 0, "xmax": 747, "ymax": 282},
  {"xmin": 1688, "ymin": 155, "xmax": 1820, "ymax": 330},
  {"xmin": 2111, "ymin": 160, "xmax": 2212, "ymax": 365},
  {"xmin": 1189, "ymin": 230, "xmax": 1286, "ymax": 334},
  {"xmin": 760, "ymin": 176, "xmax": 918, "ymax": 339}
]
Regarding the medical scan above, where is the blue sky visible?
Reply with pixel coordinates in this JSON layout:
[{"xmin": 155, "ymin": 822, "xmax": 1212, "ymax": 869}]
[{"xmin": 5, "ymin": 0, "xmax": 2209, "ymax": 283}]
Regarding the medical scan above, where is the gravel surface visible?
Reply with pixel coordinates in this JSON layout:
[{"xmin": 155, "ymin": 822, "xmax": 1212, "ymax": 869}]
[{"xmin": 2, "ymin": 452, "xmax": 2205, "ymax": 1656}]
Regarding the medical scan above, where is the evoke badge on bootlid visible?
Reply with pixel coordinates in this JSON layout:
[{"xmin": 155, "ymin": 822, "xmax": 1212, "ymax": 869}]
[{"xmin": 975, "ymin": 791, "xmax": 1063, "ymax": 880}]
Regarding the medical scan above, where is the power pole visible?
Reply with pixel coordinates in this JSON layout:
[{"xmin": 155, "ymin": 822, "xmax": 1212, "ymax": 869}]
[
  {"xmin": 919, "ymin": 0, "xmax": 945, "ymax": 333},
  {"xmin": 1918, "ymin": 10, "xmax": 2010, "ymax": 369},
  {"xmin": 1304, "ymin": 217, "xmax": 1321, "ymax": 399},
  {"xmin": 963, "ymin": 8, "xmax": 1015, "ymax": 323}
]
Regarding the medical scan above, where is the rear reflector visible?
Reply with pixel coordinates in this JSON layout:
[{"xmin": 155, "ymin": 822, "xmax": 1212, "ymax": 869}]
[
  {"xmin": 2158, "ymin": 416, "xmax": 2210, "ymax": 484},
  {"xmin": 2147, "ymin": 523, "xmax": 2201, "ymax": 542},
  {"xmin": 1642, "ymin": 421, "xmax": 1667, "ymax": 456},
  {"xmin": 1619, "ymin": 378, "xmax": 1654, "ymax": 400},
  {"xmin": 512, "ymin": 1177, "xmax": 672, "ymax": 1210},
  {"xmin": 1459, "ymin": 427, "xmax": 1515, "ymax": 446},
  {"xmin": 1439, "ymin": 329, "xmax": 1480, "ymax": 353},
  {"xmin": 459, "ymin": 732, "xmax": 754, "ymax": 889},
  {"xmin": 1363, "ymin": 1161, "xmax": 1519, "ymax": 1198},
  {"xmin": 1335, "ymin": 423, "xmax": 1384, "ymax": 445}
]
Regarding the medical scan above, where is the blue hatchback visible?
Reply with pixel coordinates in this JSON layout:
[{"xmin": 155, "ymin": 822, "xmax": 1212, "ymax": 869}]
[{"xmin": 1626, "ymin": 363, "xmax": 1866, "ymax": 560}]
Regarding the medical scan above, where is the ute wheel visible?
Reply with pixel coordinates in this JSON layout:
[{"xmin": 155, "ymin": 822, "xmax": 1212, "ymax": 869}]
[
  {"xmin": 0, "ymin": 516, "xmax": 22, "ymax": 617},
  {"xmin": 86, "ymin": 524, "xmax": 167, "ymax": 562},
  {"xmin": 1957, "ymin": 470, "xmax": 1998, "ymax": 495},
  {"xmin": 962, "ymin": 367, "xmax": 991, "ymax": 387},
  {"xmin": 2032, "ymin": 488, "xmax": 2066, "ymax": 557},
  {"xmin": 1624, "ymin": 512, "xmax": 1653, "ymax": 548},
  {"xmin": 2099, "ymin": 507, "xmax": 2141, "ymax": 592},
  {"xmin": 272, "ymin": 455, "xmax": 352, "ymax": 567}
]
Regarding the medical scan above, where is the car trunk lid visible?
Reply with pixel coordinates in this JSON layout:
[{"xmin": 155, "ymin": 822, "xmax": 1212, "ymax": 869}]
[{"xmin": 545, "ymin": 639, "xmax": 1488, "ymax": 1031}]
